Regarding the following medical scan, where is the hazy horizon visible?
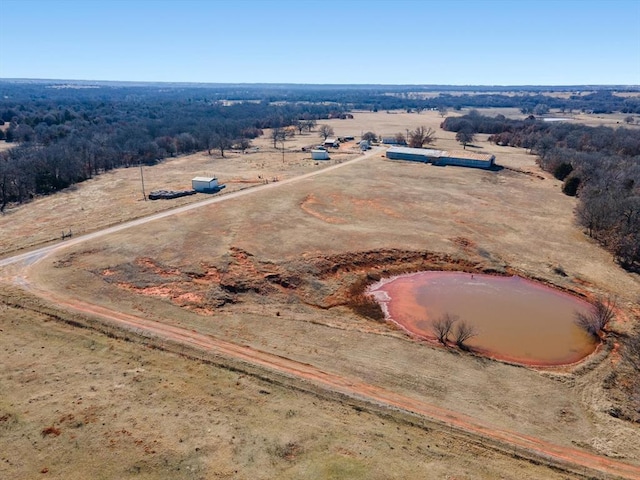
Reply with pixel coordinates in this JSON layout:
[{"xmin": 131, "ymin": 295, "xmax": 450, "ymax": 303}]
[{"xmin": 2, "ymin": 78, "xmax": 639, "ymax": 88}]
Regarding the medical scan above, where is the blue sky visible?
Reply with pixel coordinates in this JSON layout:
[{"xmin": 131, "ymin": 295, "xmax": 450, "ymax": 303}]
[{"xmin": 1, "ymin": 0, "xmax": 639, "ymax": 85}]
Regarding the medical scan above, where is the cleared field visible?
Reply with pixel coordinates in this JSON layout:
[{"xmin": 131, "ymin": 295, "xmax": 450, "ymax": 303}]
[
  {"xmin": 0, "ymin": 133, "xmax": 360, "ymax": 255},
  {"xmin": 2, "ymin": 110, "xmax": 640, "ymax": 478}
]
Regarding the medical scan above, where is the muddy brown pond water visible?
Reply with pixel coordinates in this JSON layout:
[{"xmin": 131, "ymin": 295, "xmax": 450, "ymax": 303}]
[{"xmin": 369, "ymin": 271, "xmax": 597, "ymax": 366}]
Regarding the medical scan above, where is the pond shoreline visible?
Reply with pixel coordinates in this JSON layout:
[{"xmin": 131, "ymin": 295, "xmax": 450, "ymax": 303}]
[{"xmin": 368, "ymin": 270, "xmax": 597, "ymax": 366}]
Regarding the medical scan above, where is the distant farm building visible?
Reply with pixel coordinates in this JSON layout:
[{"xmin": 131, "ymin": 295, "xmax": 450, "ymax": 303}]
[
  {"xmin": 386, "ymin": 147, "xmax": 495, "ymax": 169},
  {"xmin": 359, "ymin": 140, "xmax": 371, "ymax": 151},
  {"xmin": 381, "ymin": 137, "xmax": 406, "ymax": 146},
  {"xmin": 192, "ymin": 176, "xmax": 220, "ymax": 192},
  {"xmin": 311, "ymin": 149, "xmax": 330, "ymax": 160},
  {"xmin": 323, "ymin": 138, "xmax": 340, "ymax": 148}
]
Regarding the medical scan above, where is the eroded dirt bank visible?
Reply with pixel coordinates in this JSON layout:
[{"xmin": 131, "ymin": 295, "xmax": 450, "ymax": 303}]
[
  {"xmin": 96, "ymin": 248, "xmax": 498, "ymax": 317},
  {"xmin": 96, "ymin": 246, "xmax": 605, "ymax": 325}
]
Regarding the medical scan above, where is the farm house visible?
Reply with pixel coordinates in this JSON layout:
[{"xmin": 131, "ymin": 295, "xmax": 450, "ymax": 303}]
[
  {"xmin": 386, "ymin": 147, "xmax": 495, "ymax": 169},
  {"xmin": 191, "ymin": 176, "xmax": 219, "ymax": 192},
  {"xmin": 311, "ymin": 149, "xmax": 330, "ymax": 160}
]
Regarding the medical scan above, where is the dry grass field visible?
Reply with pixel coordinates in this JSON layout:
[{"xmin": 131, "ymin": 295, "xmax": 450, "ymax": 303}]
[
  {"xmin": 1, "ymin": 295, "xmax": 578, "ymax": 480},
  {"xmin": 0, "ymin": 134, "xmax": 360, "ymax": 255},
  {"xmin": 2, "ymin": 110, "xmax": 640, "ymax": 479}
]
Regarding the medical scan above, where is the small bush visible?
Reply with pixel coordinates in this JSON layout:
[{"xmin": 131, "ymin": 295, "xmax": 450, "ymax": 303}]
[
  {"xmin": 552, "ymin": 265, "xmax": 568, "ymax": 277},
  {"xmin": 623, "ymin": 328, "xmax": 640, "ymax": 371},
  {"xmin": 553, "ymin": 162, "xmax": 573, "ymax": 181},
  {"xmin": 272, "ymin": 442, "xmax": 302, "ymax": 461},
  {"xmin": 562, "ymin": 176, "xmax": 581, "ymax": 196}
]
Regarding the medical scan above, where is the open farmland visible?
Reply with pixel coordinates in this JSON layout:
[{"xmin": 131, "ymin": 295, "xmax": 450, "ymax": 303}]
[{"xmin": 2, "ymin": 110, "xmax": 640, "ymax": 479}]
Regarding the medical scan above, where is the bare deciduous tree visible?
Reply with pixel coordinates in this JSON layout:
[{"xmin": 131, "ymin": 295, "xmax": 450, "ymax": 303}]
[
  {"xmin": 212, "ymin": 133, "xmax": 232, "ymax": 157},
  {"xmin": 431, "ymin": 313, "xmax": 458, "ymax": 345},
  {"xmin": 408, "ymin": 126, "xmax": 436, "ymax": 148},
  {"xmin": 574, "ymin": 296, "xmax": 616, "ymax": 337},
  {"xmin": 362, "ymin": 131, "xmax": 377, "ymax": 142},
  {"xmin": 394, "ymin": 132, "xmax": 406, "ymax": 145},
  {"xmin": 271, "ymin": 127, "xmax": 286, "ymax": 148},
  {"xmin": 303, "ymin": 119, "xmax": 317, "ymax": 132},
  {"xmin": 318, "ymin": 124, "xmax": 334, "ymax": 141},
  {"xmin": 235, "ymin": 137, "xmax": 252, "ymax": 153},
  {"xmin": 455, "ymin": 130, "xmax": 475, "ymax": 150},
  {"xmin": 453, "ymin": 320, "xmax": 477, "ymax": 349}
]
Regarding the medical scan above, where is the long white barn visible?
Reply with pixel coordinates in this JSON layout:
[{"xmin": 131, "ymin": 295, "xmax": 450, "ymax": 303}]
[{"xmin": 386, "ymin": 147, "xmax": 495, "ymax": 169}]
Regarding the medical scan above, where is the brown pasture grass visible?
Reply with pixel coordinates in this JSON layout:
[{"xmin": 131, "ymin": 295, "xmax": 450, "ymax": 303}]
[
  {"xmin": 0, "ymin": 299, "xmax": 583, "ymax": 480},
  {"xmin": 2, "ymin": 110, "xmax": 640, "ymax": 478}
]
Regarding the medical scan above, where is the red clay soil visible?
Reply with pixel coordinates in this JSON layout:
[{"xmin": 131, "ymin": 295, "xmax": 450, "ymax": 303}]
[{"xmin": 20, "ymin": 275, "xmax": 640, "ymax": 480}]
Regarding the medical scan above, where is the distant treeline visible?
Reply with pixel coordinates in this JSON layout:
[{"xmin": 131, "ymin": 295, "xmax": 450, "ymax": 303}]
[
  {"xmin": 3, "ymin": 81, "xmax": 639, "ymax": 115},
  {"xmin": 323, "ymin": 90, "xmax": 640, "ymax": 115},
  {"xmin": 442, "ymin": 112, "xmax": 640, "ymax": 271},
  {"xmin": 0, "ymin": 83, "xmax": 345, "ymax": 209},
  {"xmin": 232, "ymin": 89, "xmax": 640, "ymax": 115}
]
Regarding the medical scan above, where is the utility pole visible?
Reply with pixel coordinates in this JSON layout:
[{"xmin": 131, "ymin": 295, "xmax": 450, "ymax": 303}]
[{"xmin": 139, "ymin": 161, "xmax": 147, "ymax": 201}]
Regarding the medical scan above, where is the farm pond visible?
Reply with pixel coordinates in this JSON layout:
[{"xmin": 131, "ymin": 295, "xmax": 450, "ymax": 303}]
[{"xmin": 368, "ymin": 271, "xmax": 597, "ymax": 366}]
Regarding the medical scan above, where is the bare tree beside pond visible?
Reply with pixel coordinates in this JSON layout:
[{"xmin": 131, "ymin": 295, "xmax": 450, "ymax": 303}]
[
  {"xmin": 574, "ymin": 296, "xmax": 616, "ymax": 337},
  {"xmin": 432, "ymin": 313, "xmax": 458, "ymax": 345},
  {"xmin": 454, "ymin": 320, "xmax": 478, "ymax": 349}
]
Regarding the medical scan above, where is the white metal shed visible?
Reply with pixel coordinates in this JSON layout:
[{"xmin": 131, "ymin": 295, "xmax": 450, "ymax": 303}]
[
  {"xmin": 192, "ymin": 176, "xmax": 219, "ymax": 192},
  {"xmin": 311, "ymin": 149, "xmax": 330, "ymax": 160}
]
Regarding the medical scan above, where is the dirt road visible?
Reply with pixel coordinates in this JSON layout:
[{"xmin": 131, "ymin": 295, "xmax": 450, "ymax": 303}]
[
  {"xmin": 2, "ymin": 145, "xmax": 639, "ymax": 479},
  {"xmin": 0, "ymin": 146, "xmax": 382, "ymax": 267}
]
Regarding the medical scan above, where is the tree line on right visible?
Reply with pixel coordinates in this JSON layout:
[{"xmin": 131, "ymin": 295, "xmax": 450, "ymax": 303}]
[{"xmin": 442, "ymin": 112, "xmax": 640, "ymax": 273}]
